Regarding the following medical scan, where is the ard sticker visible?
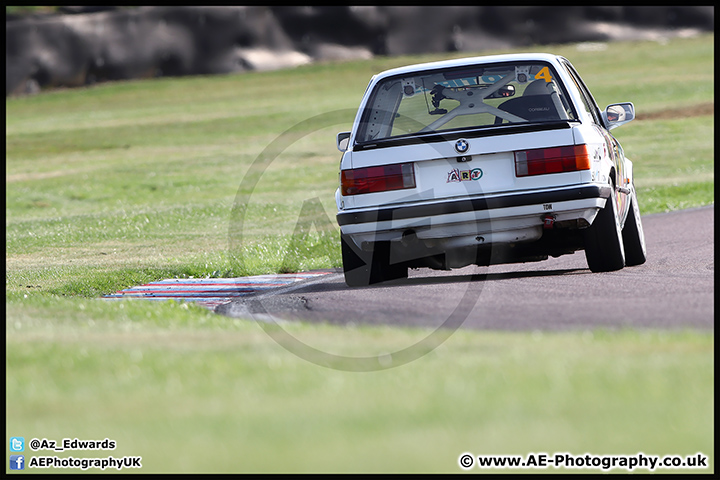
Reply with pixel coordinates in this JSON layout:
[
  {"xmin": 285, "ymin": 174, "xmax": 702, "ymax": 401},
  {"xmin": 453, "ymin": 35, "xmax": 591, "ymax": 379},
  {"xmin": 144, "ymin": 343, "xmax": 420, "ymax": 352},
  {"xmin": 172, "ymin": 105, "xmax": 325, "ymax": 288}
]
[{"xmin": 447, "ymin": 168, "xmax": 483, "ymax": 183}]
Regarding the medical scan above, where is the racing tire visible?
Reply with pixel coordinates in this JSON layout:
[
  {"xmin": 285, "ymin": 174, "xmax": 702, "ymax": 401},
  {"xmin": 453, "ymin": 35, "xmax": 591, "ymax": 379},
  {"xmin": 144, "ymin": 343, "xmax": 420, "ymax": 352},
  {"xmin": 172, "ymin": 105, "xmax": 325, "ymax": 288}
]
[
  {"xmin": 622, "ymin": 188, "xmax": 647, "ymax": 267},
  {"xmin": 341, "ymin": 233, "xmax": 408, "ymax": 287},
  {"xmin": 584, "ymin": 182, "xmax": 626, "ymax": 272}
]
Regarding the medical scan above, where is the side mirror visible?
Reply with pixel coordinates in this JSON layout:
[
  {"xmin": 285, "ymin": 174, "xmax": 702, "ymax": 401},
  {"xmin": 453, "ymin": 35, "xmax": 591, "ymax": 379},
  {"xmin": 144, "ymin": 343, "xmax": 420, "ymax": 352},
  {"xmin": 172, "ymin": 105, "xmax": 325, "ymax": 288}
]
[
  {"xmin": 604, "ymin": 103, "xmax": 635, "ymax": 130},
  {"xmin": 337, "ymin": 131, "xmax": 351, "ymax": 152}
]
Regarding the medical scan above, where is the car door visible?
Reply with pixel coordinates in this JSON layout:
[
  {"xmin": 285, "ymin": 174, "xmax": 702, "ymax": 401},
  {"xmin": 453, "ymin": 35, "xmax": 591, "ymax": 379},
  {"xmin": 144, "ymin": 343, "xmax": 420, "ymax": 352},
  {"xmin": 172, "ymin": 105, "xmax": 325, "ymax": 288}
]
[{"xmin": 560, "ymin": 59, "xmax": 630, "ymax": 221}]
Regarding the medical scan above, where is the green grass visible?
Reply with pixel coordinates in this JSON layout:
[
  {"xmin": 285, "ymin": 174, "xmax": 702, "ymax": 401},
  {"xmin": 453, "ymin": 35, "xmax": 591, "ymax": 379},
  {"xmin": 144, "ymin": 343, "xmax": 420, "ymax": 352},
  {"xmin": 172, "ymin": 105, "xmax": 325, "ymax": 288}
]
[
  {"xmin": 6, "ymin": 34, "xmax": 714, "ymax": 473},
  {"xmin": 6, "ymin": 309, "xmax": 714, "ymax": 473}
]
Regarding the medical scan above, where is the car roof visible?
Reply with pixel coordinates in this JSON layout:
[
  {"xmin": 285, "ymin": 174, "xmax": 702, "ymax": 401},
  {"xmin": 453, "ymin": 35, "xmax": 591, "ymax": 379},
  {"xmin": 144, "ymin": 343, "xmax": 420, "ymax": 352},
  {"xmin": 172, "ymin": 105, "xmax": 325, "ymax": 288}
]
[{"xmin": 372, "ymin": 53, "xmax": 566, "ymax": 81}]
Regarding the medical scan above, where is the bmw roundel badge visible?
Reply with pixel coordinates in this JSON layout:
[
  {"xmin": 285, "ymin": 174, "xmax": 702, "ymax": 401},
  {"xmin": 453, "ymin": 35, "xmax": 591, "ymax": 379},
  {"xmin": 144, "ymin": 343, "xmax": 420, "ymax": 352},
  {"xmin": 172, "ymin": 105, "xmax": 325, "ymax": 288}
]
[{"xmin": 454, "ymin": 139, "xmax": 469, "ymax": 154}]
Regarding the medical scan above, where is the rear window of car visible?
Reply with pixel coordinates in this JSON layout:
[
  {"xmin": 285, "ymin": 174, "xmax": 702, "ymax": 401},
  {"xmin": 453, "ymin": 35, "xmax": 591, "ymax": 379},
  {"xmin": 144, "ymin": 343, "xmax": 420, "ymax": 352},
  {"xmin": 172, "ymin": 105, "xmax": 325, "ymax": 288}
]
[{"xmin": 356, "ymin": 61, "xmax": 579, "ymax": 144}]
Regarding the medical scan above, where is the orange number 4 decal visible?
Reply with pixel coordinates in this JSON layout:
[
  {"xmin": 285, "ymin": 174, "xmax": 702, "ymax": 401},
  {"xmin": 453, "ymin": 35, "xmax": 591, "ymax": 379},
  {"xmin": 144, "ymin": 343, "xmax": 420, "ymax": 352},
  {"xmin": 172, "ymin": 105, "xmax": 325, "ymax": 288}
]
[{"xmin": 536, "ymin": 66, "xmax": 552, "ymax": 83}]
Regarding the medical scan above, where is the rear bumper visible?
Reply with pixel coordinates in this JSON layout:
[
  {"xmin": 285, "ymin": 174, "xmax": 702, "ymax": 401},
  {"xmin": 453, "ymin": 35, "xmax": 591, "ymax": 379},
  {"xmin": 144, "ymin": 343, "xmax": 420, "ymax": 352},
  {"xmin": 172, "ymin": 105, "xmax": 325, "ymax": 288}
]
[{"xmin": 337, "ymin": 184, "xmax": 611, "ymax": 247}]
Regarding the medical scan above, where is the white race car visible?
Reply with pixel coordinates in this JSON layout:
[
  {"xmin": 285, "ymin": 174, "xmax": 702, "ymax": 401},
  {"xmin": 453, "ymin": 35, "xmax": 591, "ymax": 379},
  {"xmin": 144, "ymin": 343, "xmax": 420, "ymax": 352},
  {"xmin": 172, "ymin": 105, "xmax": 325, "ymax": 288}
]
[{"xmin": 335, "ymin": 53, "xmax": 646, "ymax": 286}]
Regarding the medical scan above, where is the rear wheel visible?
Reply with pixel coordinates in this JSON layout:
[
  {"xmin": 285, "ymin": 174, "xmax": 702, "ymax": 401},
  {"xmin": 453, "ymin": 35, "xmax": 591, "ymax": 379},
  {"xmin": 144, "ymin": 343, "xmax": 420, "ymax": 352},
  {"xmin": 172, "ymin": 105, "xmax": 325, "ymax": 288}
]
[
  {"xmin": 622, "ymin": 187, "xmax": 647, "ymax": 266},
  {"xmin": 584, "ymin": 182, "xmax": 626, "ymax": 272},
  {"xmin": 341, "ymin": 233, "xmax": 408, "ymax": 287}
]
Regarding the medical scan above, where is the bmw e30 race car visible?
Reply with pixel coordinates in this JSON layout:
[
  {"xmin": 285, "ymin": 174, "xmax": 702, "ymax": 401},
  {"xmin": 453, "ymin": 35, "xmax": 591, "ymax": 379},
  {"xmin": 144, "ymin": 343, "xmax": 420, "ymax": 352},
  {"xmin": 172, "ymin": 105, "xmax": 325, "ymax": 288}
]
[{"xmin": 335, "ymin": 53, "xmax": 646, "ymax": 286}]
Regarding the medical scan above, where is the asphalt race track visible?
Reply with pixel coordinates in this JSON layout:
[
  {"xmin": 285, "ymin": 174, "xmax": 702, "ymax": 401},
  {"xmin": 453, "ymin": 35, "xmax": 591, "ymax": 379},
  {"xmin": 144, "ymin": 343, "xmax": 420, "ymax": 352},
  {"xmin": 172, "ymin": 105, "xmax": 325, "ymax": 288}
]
[{"xmin": 217, "ymin": 205, "xmax": 714, "ymax": 332}]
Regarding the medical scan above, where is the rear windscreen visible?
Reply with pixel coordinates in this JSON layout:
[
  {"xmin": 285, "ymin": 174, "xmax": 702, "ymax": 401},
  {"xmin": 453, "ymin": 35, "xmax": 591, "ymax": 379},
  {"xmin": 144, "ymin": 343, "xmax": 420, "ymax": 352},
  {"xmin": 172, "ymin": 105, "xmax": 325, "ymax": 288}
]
[{"xmin": 356, "ymin": 61, "xmax": 578, "ymax": 143}]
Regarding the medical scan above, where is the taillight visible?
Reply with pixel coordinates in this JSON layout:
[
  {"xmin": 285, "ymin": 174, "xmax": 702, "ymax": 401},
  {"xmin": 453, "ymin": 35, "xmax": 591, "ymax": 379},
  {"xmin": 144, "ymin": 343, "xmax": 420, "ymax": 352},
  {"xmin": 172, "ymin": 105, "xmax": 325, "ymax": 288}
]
[
  {"xmin": 341, "ymin": 163, "xmax": 416, "ymax": 196},
  {"xmin": 515, "ymin": 145, "xmax": 591, "ymax": 177}
]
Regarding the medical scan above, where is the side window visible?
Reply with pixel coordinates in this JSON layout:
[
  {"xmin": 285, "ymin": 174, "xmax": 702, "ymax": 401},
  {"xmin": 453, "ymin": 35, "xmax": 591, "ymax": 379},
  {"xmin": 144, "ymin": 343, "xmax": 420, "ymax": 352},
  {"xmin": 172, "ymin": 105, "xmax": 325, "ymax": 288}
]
[{"xmin": 562, "ymin": 62, "xmax": 602, "ymax": 125}]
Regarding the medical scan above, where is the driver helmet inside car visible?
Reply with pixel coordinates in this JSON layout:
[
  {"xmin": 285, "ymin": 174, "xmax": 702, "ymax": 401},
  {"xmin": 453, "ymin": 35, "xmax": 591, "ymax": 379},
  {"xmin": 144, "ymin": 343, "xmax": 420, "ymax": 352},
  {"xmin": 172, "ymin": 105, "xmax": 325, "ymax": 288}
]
[{"xmin": 606, "ymin": 105, "xmax": 626, "ymax": 122}]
